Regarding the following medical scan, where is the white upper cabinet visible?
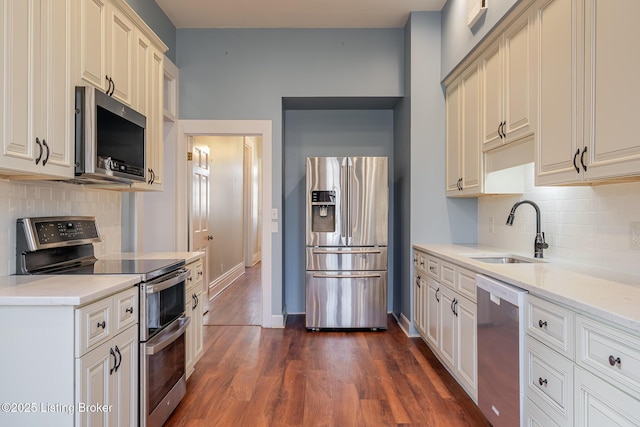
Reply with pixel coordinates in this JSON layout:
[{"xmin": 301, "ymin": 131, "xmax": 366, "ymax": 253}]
[
  {"xmin": 0, "ymin": 0, "xmax": 74, "ymax": 178},
  {"xmin": 76, "ymin": 0, "xmax": 133, "ymax": 105},
  {"xmin": 582, "ymin": 0, "xmax": 640, "ymax": 180},
  {"xmin": 536, "ymin": 0, "xmax": 640, "ymax": 185},
  {"xmin": 482, "ymin": 5, "xmax": 536, "ymax": 151},
  {"xmin": 446, "ymin": 61, "xmax": 483, "ymax": 197},
  {"xmin": 534, "ymin": 0, "xmax": 579, "ymax": 185}
]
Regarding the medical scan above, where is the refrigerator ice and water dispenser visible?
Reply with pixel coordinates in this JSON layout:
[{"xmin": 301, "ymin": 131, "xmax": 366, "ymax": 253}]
[{"xmin": 311, "ymin": 190, "xmax": 336, "ymax": 232}]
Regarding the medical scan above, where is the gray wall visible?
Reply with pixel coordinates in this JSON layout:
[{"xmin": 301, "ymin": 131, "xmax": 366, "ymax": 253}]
[
  {"xmin": 283, "ymin": 110, "xmax": 395, "ymax": 313},
  {"xmin": 125, "ymin": 0, "xmax": 177, "ymax": 62},
  {"xmin": 395, "ymin": 12, "xmax": 478, "ymax": 331},
  {"xmin": 176, "ymin": 28, "xmax": 404, "ymax": 318},
  {"xmin": 441, "ymin": 0, "xmax": 521, "ymax": 79}
]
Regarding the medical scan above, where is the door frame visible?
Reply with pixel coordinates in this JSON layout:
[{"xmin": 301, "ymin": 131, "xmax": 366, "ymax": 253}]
[{"xmin": 177, "ymin": 120, "xmax": 274, "ymax": 328}]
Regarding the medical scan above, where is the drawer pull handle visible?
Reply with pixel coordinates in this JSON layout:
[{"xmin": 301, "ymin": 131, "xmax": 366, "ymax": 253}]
[
  {"xmin": 538, "ymin": 320, "xmax": 547, "ymax": 328},
  {"xmin": 198, "ymin": 271, "xmax": 203, "ymax": 276},
  {"xmin": 97, "ymin": 321, "xmax": 106, "ymax": 329},
  {"xmin": 608, "ymin": 355, "xmax": 621, "ymax": 366},
  {"xmin": 538, "ymin": 377, "xmax": 547, "ymax": 386},
  {"xmin": 125, "ymin": 307, "xmax": 134, "ymax": 314}
]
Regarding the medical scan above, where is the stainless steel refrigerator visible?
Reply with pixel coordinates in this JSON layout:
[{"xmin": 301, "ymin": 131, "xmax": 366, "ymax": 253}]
[{"xmin": 305, "ymin": 156, "xmax": 388, "ymax": 330}]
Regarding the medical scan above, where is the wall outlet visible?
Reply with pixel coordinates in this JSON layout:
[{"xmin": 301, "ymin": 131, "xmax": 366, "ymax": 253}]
[
  {"xmin": 631, "ymin": 222, "xmax": 640, "ymax": 250},
  {"xmin": 489, "ymin": 217, "xmax": 494, "ymax": 234}
]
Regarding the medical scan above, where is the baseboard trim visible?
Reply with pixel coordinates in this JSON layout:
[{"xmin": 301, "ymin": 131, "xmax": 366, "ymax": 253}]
[
  {"xmin": 271, "ymin": 314, "xmax": 286, "ymax": 328},
  {"xmin": 395, "ymin": 312, "xmax": 420, "ymax": 338},
  {"xmin": 208, "ymin": 262, "xmax": 245, "ymax": 300}
]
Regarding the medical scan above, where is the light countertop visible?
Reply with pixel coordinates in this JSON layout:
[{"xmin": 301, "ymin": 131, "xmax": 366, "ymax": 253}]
[
  {"xmin": 0, "ymin": 252, "xmax": 204, "ymax": 307},
  {"xmin": 413, "ymin": 243, "xmax": 640, "ymax": 334},
  {"xmin": 0, "ymin": 274, "xmax": 140, "ymax": 306},
  {"xmin": 101, "ymin": 251, "xmax": 204, "ymax": 264}
]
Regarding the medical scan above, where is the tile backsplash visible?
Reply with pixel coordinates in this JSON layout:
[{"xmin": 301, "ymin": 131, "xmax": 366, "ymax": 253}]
[
  {"xmin": 479, "ymin": 163, "xmax": 640, "ymax": 276},
  {"xmin": 0, "ymin": 179, "xmax": 121, "ymax": 276}
]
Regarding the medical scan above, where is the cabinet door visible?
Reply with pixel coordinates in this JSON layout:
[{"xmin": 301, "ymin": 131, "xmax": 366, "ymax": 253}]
[
  {"xmin": 78, "ymin": 0, "xmax": 107, "ymax": 90},
  {"xmin": 535, "ymin": 0, "xmax": 583, "ymax": 185},
  {"xmin": 148, "ymin": 47, "xmax": 164, "ymax": 187},
  {"xmin": 460, "ymin": 62, "xmax": 482, "ymax": 195},
  {"xmin": 575, "ymin": 366, "xmax": 640, "ymax": 427},
  {"xmin": 439, "ymin": 286, "xmax": 456, "ymax": 370},
  {"xmin": 192, "ymin": 289, "xmax": 204, "ymax": 365},
  {"xmin": 132, "ymin": 28, "xmax": 150, "ymax": 114},
  {"xmin": 413, "ymin": 273, "xmax": 426, "ymax": 336},
  {"xmin": 106, "ymin": 2, "xmax": 133, "ymax": 105},
  {"xmin": 111, "ymin": 326, "xmax": 138, "ymax": 427},
  {"xmin": 456, "ymin": 296, "xmax": 477, "ymax": 400},
  {"xmin": 445, "ymin": 80, "xmax": 462, "ymax": 194},
  {"xmin": 76, "ymin": 340, "xmax": 113, "ymax": 426},
  {"xmin": 583, "ymin": 0, "xmax": 640, "ymax": 180},
  {"xmin": 503, "ymin": 6, "xmax": 535, "ymax": 144},
  {"xmin": 426, "ymin": 277, "xmax": 440, "ymax": 349},
  {"xmin": 0, "ymin": 0, "xmax": 39, "ymax": 174},
  {"xmin": 36, "ymin": 0, "xmax": 74, "ymax": 177},
  {"xmin": 481, "ymin": 41, "xmax": 503, "ymax": 150},
  {"xmin": 185, "ymin": 299, "xmax": 194, "ymax": 378}
]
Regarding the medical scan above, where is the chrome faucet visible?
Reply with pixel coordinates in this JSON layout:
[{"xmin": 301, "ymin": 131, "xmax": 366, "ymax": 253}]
[{"xmin": 506, "ymin": 200, "xmax": 549, "ymax": 258}]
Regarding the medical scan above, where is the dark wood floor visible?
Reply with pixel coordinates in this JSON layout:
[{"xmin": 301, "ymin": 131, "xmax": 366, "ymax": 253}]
[
  {"xmin": 165, "ymin": 314, "xmax": 490, "ymax": 426},
  {"xmin": 204, "ymin": 263, "xmax": 262, "ymax": 326}
]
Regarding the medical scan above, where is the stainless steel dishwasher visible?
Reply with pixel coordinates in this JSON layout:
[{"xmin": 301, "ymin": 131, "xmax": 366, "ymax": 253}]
[{"xmin": 476, "ymin": 275, "xmax": 528, "ymax": 427}]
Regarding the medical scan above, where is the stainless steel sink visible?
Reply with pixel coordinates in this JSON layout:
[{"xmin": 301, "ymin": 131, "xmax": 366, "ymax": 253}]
[{"xmin": 471, "ymin": 256, "xmax": 536, "ymax": 264}]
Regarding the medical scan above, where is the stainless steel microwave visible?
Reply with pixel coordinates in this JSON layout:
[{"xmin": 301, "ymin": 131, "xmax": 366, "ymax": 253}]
[{"xmin": 74, "ymin": 86, "xmax": 146, "ymax": 184}]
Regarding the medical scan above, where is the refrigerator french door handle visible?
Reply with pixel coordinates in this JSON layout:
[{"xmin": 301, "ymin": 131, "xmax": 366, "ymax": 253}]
[
  {"xmin": 312, "ymin": 249, "xmax": 382, "ymax": 255},
  {"xmin": 312, "ymin": 273, "xmax": 382, "ymax": 279},
  {"xmin": 340, "ymin": 161, "xmax": 348, "ymax": 240},
  {"xmin": 347, "ymin": 157, "xmax": 353, "ymax": 240}
]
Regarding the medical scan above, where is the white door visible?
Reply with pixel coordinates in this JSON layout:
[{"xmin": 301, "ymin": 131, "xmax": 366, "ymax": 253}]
[{"xmin": 189, "ymin": 139, "xmax": 211, "ymax": 313}]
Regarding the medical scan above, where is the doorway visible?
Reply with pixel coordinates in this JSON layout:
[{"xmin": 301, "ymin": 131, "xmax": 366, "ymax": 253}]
[
  {"xmin": 178, "ymin": 120, "xmax": 275, "ymax": 328},
  {"xmin": 189, "ymin": 135, "xmax": 262, "ymax": 325}
]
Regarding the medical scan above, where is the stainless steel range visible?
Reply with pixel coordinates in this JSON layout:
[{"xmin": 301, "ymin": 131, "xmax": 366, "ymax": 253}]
[{"xmin": 16, "ymin": 216, "xmax": 190, "ymax": 427}]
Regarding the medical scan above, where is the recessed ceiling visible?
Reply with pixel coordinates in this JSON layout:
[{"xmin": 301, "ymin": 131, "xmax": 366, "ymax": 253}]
[{"xmin": 156, "ymin": 0, "xmax": 447, "ymax": 29}]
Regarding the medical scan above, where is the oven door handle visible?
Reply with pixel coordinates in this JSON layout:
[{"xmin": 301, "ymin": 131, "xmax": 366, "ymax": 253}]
[
  {"xmin": 145, "ymin": 316, "xmax": 191, "ymax": 356},
  {"xmin": 145, "ymin": 268, "xmax": 190, "ymax": 294}
]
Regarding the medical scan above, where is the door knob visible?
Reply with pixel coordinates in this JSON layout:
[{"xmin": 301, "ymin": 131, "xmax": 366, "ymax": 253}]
[{"xmin": 207, "ymin": 235, "xmax": 213, "ymax": 240}]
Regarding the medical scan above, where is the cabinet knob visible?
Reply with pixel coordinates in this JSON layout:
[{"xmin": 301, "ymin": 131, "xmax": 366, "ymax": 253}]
[
  {"xmin": 97, "ymin": 321, "xmax": 106, "ymax": 329},
  {"xmin": 198, "ymin": 271, "xmax": 203, "ymax": 276},
  {"xmin": 538, "ymin": 377, "xmax": 547, "ymax": 386},
  {"xmin": 608, "ymin": 355, "xmax": 621, "ymax": 367},
  {"xmin": 207, "ymin": 235, "xmax": 214, "ymax": 241},
  {"xmin": 125, "ymin": 307, "xmax": 134, "ymax": 314},
  {"xmin": 538, "ymin": 320, "xmax": 547, "ymax": 328}
]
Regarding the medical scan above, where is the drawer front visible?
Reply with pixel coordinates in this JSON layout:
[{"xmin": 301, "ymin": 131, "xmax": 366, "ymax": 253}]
[
  {"xmin": 456, "ymin": 267, "xmax": 476, "ymax": 302},
  {"xmin": 440, "ymin": 261, "xmax": 455, "ymax": 290},
  {"xmin": 524, "ymin": 397, "xmax": 560, "ymax": 427},
  {"xmin": 425, "ymin": 255, "xmax": 439, "ymax": 279},
  {"xmin": 76, "ymin": 297, "xmax": 112, "ymax": 357},
  {"xmin": 576, "ymin": 315, "xmax": 640, "ymax": 400},
  {"xmin": 575, "ymin": 366, "xmax": 640, "ymax": 426},
  {"xmin": 186, "ymin": 259, "xmax": 204, "ymax": 291},
  {"xmin": 306, "ymin": 247, "xmax": 388, "ymax": 271},
  {"xmin": 114, "ymin": 286, "xmax": 138, "ymax": 333},
  {"xmin": 526, "ymin": 294, "xmax": 575, "ymax": 359},
  {"xmin": 525, "ymin": 336, "xmax": 574, "ymax": 427}
]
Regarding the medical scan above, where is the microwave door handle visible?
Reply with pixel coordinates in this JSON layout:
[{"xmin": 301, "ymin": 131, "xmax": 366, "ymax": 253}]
[
  {"xmin": 145, "ymin": 316, "xmax": 191, "ymax": 355},
  {"xmin": 145, "ymin": 269, "xmax": 189, "ymax": 293}
]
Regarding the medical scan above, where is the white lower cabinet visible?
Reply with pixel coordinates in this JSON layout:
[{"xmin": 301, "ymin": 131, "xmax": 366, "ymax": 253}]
[
  {"xmin": 574, "ymin": 366, "xmax": 640, "ymax": 426},
  {"xmin": 524, "ymin": 294, "xmax": 640, "ymax": 426},
  {"xmin": 185, "ymin": 258, "xmax": 204, "ymax": 378},
  {"xmin": 413, "ymin": 248, "xmax": 477, "ymax": 401},
  {"xmin": 0, "ymin": 286, "xmax": 138, "ymax": 427},
  {"xmin": 76, "ymin": 325, "xmax": 138, "ymax": 427}
]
